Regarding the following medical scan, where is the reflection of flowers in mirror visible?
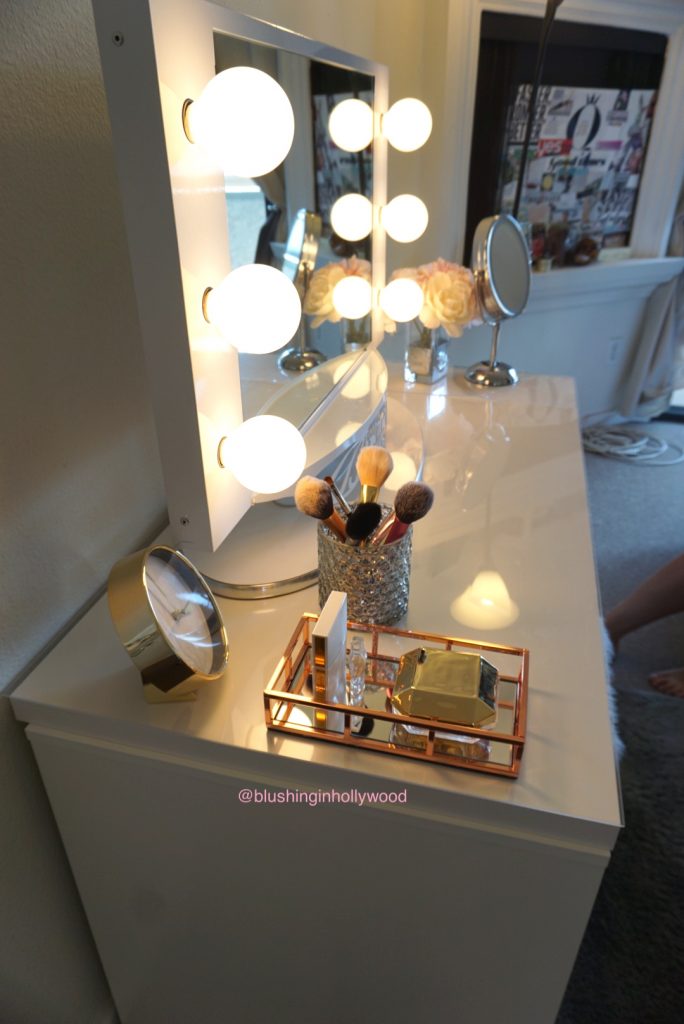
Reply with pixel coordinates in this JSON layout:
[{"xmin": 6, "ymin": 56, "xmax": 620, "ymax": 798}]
[
  {"xmin": 303, "ymin": 257, "xmax": 371, "ymax": 327},
  {"xmin": 388, "ymin": 259, "xmax": 480, "ymax": 338}
]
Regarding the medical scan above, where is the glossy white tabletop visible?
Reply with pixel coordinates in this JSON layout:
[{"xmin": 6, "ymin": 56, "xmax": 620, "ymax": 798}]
[{"xmin": 13, "ymin": 366, "xmax": 622, "ymax": 853}]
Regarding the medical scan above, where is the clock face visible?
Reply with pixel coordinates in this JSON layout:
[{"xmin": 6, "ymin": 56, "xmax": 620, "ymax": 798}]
[{"xmin": 143, "ymin": 548, "xmax": 227, "ymax": 677}]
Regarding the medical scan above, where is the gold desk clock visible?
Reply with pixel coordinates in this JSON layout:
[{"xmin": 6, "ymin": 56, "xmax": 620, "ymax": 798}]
[{"xmin": 107, "ymin": 545, "xmax": 229, "ymax": 703}]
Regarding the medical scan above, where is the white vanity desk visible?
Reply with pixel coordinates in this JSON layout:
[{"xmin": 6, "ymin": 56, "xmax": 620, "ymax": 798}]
[{"xmin": 12, "ymin": 367, "xmax": 622, "ymax": 1024}]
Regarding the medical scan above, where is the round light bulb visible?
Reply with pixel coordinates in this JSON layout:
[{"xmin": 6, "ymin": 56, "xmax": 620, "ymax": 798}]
[
  {"xmin": 381, "ymin": 195, "xmax": 428, "ymax": 243},
  {"xmin": 219, "ymin": 415, "xmax": 306, "ymax": 494},
  {"xmin": 328, "ymin": 98, "xmax": 374, "ymax": 152},
  {"xmin": 382, "ymin": 98, "xmax": 432, "ymax": 152},
  {"xmin": 380, "ymin": 277, "xmax": 424, "ymax": 322},
  {"xmin": 333, "ymin": 360, "xmax": 371, "ymax": 400},
  {"xmin": 204, "ymin": 265, "xmax": 301, "ymax": 354},
  {"xmin": 335, "ymin": 421, "xmax": 363, "ymax": 447},
  {"xmin": 383, "ymin": 452, "xmax": 417, "ymax": 492},
  {"xmin": 185, "ymin": 66, "xmax": 294, "ymax": 177},
  {"xmin": 332, "ymin": 276, "xmax": 372, "ymax": 319},
  {"xmin": 330, "ymin": 194, "xmax": 373, "ymax": 241}
]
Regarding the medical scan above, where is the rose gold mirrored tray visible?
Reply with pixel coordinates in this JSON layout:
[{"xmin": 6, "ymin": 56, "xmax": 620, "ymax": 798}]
[{"xmin": 263, "ymin": 614, "xmax": 529, "ymax": 778}]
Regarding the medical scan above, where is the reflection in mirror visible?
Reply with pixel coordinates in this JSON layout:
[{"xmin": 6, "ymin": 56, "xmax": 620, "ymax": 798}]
[
  {"xmin": 487, "ymin": 216, "xmax": 531, "ymax": 317},
  {"xmin": 213, "ymin": 30, "xmax": 375, "ymax": 420},
  {"xmin": 465, "ymin": 214, "xmax": 531, "ymax": 388},
  {"xmin": 278, "ymin": 210, "xmax": 325, "ymax": 372}
]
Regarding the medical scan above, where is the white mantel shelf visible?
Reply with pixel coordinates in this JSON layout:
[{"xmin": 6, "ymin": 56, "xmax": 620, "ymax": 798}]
[{"xmin": 528, "ymin": 256, "xmax": 684, "ymax": 310}]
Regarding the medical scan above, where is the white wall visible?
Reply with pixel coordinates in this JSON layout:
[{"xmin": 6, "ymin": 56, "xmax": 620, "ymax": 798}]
[
  {"xmin": 0, "ymin": 2, "xmax": 448, "ymax": 1020},
  {"xmin": 1, "ymin": 1, "xmax": 165, "ymax": 1020}
]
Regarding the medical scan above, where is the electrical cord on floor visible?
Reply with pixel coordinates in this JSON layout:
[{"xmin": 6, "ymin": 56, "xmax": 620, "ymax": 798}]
[{"xmin": 582, "ymin": 426, "xmax": 684, "ymax": 466}]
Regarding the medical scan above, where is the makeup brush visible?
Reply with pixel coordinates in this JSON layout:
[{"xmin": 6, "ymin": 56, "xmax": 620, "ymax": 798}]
[
  {"xmin": 294, "ymin": 476, "xmax": 347, "ymax": 542},
  {"xmin": 356, "ymin": 446, "xmax": 394, "ymax": 504},
  {"xmin": 324, "ymin": 475, "xmax": 352, "ymax": 517},
  {"xmin": 345, "ymin": 502, "xmax": 383, "ymax": 546},
  {"xmin": 372, "ymin": 482, "xmax": 434, "ymax": 545}
]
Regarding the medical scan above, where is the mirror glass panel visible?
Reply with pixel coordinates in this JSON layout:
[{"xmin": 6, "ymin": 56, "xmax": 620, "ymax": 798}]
[
  {"xmin": 213, "ymin": 31, "xmax": 375, "ymax": 425},
  {"xmin": 489, "ymin": 217, "xmax": 530, "ymax": 316}
]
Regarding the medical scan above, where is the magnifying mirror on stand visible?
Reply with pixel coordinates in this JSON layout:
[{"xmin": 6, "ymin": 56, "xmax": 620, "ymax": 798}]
[
  {"xmin": 278, "ymin": 209, "xmax": 326, "ymax": 372},
  {"xmin": 465, "ymin": 214, "xmax": 531, "ymax": 388}
]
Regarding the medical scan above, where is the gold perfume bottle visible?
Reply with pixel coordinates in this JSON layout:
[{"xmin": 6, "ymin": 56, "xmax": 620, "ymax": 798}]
[{"xmin": 391, "ymin": 647, "xmax": 498, "ymax": 727}]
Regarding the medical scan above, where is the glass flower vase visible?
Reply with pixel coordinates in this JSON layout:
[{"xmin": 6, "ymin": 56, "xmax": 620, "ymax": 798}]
[
  {"xmin": 404, "ymin": 322, "xmax": 449, "ymax": 384},
  {"xmin": 343, "ymin": 316, "xmax": 371, "ymax": 353}
]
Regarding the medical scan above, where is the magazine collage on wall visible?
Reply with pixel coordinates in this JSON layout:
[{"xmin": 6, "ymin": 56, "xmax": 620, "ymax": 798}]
[{"xmin": 498, "ymin": 84, "xmax": 655, "ymax": 267}]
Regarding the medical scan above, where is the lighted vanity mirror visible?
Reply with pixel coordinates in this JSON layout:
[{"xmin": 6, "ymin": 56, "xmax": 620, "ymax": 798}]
[
  {"xmin": 213, "ymin": 28, "xmax": 381, "ymax": 416},
  {"xmin": 91, "ymin": 0, "xmax": 388, "ymax": 565}
]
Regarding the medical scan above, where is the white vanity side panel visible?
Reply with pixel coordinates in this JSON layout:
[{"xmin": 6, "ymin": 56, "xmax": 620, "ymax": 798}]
[{"xmin": 29, "ymin": 728, "xmax": 608, "ymax": 1024}]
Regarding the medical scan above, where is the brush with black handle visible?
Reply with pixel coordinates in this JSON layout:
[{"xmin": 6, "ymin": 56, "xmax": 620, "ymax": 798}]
[
  {"xmin": 324, "ymin": 475, "xmax": 352, "ymax": 518},
  {"xmin": 345, "ymin": 502, "xmax": 383, "ymax": 546}
]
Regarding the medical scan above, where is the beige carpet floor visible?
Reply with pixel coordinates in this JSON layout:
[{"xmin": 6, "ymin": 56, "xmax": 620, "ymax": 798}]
[{"xmin": 556, "ymin": 418, "xmax": 684, "ymax": 1024}]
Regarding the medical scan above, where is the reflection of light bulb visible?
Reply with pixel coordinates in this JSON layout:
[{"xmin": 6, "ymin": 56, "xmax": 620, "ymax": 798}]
[
  {"xmin": 184, "ymin": 67, "xmax": 294, "ymax": 177},
  {"xmin": 330, "ymin": 194, "xmax": 373, "ymax": 241},
  {"xmin": 332, "ymin": 276, "xmax": 372, "ymax": 319},
  {"xmin": 384, "ymin": 452, "xmax": 417, "ymax": 492},
  {"xmin": 275, "ymin": 703, "xmax": 312, "ymax": 728},
  {"xmin": 450, "ymin": 570, "xmax": 519, "ymax": 630},
  {"xmin": 204, "ymin": 265, "xmax": 301, "ymax": 354},
  {"xmin": 381, "ymin": 195, "xmax": 428, "ymax": 243},
  {"xmin": 382, "ymin": 98, "xmax": 432, "ymax": 152},
  {"xmin": 380, "ymin": 278, "xmax": 423, "ymax": 321},
  {"xmin": 328, "ymin": 98, "xmax": 373, "ymax": 152},
  {"xmin": 335, "ymin": 421, "xmax": 363, "ymax": 446},
  {"xmin": 333, "ymin": 360, "xmax": 371, "ymax": 400},
  {"xmin": 218, "ymin": 415, "xmax": 306, "ymax": 494}
]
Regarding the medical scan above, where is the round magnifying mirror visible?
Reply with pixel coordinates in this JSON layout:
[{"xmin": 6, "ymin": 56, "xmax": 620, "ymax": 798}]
[
  {"xmin": 467, "ymin": 214, "xmax": 530, "ymax": 388},
  {"xmin": 279, "ymin": 210, "xmax": 325, "ymax": 373}
]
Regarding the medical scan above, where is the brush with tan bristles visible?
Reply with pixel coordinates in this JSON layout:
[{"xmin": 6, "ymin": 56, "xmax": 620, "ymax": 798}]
[
  {"xmin": 356, "ymin": 446, "xmax": 393, "ymax": 504},
  {"xmin": 294, "ymin": 476, "xmax": 347, "ymax": 542}
]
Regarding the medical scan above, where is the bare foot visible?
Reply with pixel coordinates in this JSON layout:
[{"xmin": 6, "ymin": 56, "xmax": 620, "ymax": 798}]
[{"xmin": 649, "ymin": 668, "xmax": 684, "ymax": 698}]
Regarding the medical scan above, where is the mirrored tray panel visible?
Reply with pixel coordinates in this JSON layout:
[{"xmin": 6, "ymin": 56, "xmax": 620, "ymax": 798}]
[{"xmin": 264, "ymin": 614, "xmax": 529, "ymax": 778}]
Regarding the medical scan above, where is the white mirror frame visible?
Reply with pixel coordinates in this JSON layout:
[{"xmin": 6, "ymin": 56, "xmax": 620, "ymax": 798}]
[{"xmin": 91, "ymin": 0, "xmax": 388, "ymax": 554}]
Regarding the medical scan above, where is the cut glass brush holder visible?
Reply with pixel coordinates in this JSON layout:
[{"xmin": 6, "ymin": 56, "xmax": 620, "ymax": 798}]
[{"xmin": 318, "ymin": 509, "xmax": 412, "ymax": 625}]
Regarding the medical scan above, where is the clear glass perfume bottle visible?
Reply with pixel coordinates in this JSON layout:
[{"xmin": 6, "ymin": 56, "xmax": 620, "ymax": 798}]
[{"xmin": 347, "ymin": 636, "xmax": 367, "ymax": 732}]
